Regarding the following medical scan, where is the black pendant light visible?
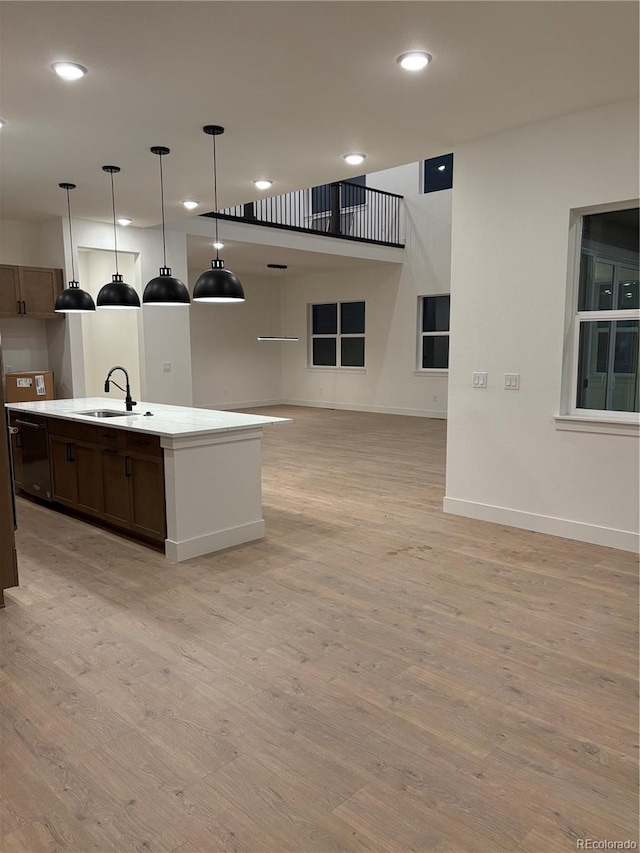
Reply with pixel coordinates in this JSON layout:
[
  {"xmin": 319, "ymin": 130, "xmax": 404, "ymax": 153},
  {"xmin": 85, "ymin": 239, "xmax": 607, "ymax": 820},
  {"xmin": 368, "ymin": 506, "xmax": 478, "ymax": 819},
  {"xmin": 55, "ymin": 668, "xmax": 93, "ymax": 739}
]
[
  {"xmin": 143, "ymin": 146, "xmax": 190, "ymax": 306},
  {"xmin": 54, "ymin": 182, "xmax": 96, "ymax": 313},
  {"xmin": 258, "ymin": 264, "xmax": 298, "ymax": 341},
  {"xmin": 193, "ymin": 125, "xmax": 245, "ymax": 304},
  {"xmin": 97, "ymin": 165, "xmax": 140, "ymax": 309}
]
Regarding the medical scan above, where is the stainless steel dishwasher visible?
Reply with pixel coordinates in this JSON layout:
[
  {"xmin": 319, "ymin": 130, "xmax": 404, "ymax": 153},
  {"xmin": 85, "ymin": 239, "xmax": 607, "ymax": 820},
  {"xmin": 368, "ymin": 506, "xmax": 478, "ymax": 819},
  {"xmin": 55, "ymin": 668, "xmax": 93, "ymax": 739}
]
[{"xmin": 12, "ymin": 414, "xmax": 52, "ymax": 501}]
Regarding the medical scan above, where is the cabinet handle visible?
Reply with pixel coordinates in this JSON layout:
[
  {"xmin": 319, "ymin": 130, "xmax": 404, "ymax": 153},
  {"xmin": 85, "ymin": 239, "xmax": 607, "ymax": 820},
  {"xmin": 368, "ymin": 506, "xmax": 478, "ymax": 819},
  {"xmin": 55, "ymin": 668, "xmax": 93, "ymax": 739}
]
[
  {"xmin": 68, "ymin": 443, "xmax": 75, "ymax": 463},
  {"xmin": 125, "ymin": 456, "xmax": 132, "ymax": 477},
  {"xmin": 15, "ymin": 419, "xmax": 42, "ymax": 429},
  {"xmin": 101, "ymin": 433, "xmax": 116, "ymax": 440},
  {"xmin": 16, "ymin": 300, "xmax": 22, "ymax": 315},
  {"xmin": 22, "ymin": 300, "xmax": 26, "ymax": 315},
  {"xmin": 102, "ymin": 447, "xmax": 118, "ymax": 454}
]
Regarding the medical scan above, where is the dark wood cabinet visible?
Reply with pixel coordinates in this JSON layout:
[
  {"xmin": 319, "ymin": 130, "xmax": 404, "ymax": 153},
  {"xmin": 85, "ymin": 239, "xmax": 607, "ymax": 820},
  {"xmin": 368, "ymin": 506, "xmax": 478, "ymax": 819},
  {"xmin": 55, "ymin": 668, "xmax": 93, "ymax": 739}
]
[
  {"xmin": 0, "ymin": 264, "xmax": 64, "ymax": 319},
  {"xmin": 129, "ymin": 451, "xmax": 165, "ymax": 540},
  {"xmin": 0, "ymin": 266, "xmax": 21, "ymax": 317},
  {"xmin": 47, "ymin": 419, "xmax": 166, "ymax": 544},
  {"xmin": 74, "ymin": 441, "xmax": 104, "ymax": 517},
  {"xmin": 100, "ymin": 448, "xmax": 131, "ymax": 527},
  {"xmin": 50, "ymin": 435, "xmax": 78, "ymax": 506}
]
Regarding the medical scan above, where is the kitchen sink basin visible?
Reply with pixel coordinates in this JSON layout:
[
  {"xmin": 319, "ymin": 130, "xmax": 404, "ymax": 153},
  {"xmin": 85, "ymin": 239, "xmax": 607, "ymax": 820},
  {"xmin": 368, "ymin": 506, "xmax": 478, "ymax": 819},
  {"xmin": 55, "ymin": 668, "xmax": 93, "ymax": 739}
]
[{"xmin": 74, "ymin": 410, "xmax": 141, "ymax": 418}]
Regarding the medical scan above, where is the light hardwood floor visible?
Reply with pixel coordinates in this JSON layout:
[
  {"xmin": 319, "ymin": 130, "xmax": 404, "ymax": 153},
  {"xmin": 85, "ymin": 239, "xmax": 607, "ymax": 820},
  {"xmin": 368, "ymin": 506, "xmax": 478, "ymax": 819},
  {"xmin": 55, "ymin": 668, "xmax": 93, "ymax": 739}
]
[{"xmin": 1, "ymin": 406, "xmax": 638, "ymax": 853}]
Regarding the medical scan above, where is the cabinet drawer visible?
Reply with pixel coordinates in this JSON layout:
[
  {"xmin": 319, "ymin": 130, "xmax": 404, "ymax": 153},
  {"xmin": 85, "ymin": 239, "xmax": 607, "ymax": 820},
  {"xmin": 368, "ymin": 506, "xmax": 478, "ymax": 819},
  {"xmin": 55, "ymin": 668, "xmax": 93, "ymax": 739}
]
[
  {"xmin": 48, "ymin": 418, "xmax": 96, "ymax": 440},
  {"xmin": 95, "ymin": 427, "xmax": 127, "ymax": 448},
  {"xmin": 125, "ymin": 432, "xmax": 162, "ymax": 457}
]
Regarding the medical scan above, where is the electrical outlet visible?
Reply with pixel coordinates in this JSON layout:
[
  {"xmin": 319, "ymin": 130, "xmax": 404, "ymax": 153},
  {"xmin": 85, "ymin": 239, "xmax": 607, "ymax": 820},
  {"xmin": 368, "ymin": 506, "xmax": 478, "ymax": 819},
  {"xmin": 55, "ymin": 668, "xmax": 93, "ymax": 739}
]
[
  {"xmin": 472, "ymin": 372, "xmax": 488, "ymax": 388},
  {"xmin": 432, "ymin": 394, "xmax": 438, "ymax": 403},
  {"xmin": 162, "ymin": 362, "xmax": 172, "ymax": 373},
  {"xmin": 5, "ymin": 364, "xmax": 13, "ymax": 374},
  {"xmin": 504, "ymin": 373, "xmax": 520, "ymax": 390}
]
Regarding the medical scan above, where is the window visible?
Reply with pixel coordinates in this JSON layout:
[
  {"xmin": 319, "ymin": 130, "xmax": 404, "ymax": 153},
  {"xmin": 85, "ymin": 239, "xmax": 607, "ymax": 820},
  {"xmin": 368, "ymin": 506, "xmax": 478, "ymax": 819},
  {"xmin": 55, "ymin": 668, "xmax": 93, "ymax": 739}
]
[
  {"xmin": 423, "ymin": 154, "xmax": 453, "ymax": 193},
  {"xmin": 310, "ymin": 301, "xmax": 365, "ymax": 367},
  {"xmin": 419, "ymin": 295, "xmax": 450, "ymax": 369},
  {"xmin": 572, "ymin": 207, "xmax": 639, "ymax": 415}
]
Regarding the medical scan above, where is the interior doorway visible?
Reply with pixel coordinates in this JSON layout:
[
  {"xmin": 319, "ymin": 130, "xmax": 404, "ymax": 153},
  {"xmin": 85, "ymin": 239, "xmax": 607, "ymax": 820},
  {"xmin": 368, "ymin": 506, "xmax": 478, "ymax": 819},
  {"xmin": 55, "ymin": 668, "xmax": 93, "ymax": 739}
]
[{"xmin": 78, "ymin": 248, "xmax": 145, "ymax": 400}]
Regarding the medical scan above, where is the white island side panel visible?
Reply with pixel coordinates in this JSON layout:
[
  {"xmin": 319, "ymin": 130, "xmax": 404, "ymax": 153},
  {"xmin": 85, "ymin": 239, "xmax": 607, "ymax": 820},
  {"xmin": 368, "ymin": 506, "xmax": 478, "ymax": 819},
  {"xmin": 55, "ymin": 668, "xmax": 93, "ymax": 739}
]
[{"xmin": 163, "ymin": 428, "xmax": 265, "ymax": 562}]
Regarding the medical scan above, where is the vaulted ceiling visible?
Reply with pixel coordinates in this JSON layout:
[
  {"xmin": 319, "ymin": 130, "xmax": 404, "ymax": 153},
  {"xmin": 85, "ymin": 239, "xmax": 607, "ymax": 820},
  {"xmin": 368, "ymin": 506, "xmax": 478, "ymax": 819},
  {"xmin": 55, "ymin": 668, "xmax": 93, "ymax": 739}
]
[{"xmin": 1, "ymin": 1, "xmax": 637, "ymax": 227}]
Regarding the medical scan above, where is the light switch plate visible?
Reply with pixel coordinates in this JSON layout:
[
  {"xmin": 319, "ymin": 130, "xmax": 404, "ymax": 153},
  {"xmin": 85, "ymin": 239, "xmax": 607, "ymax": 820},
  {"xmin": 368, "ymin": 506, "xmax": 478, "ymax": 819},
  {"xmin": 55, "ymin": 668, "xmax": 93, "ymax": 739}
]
[
  {"xmin": 472, "ymin": 372, "xmax": 488, "ymax": 388},
  {"xmin": 504, "ymin": 373, "xmax": 520, "ymax": 390},
  {"xmin": 162, "ymin": 362, "xmax": 172, "ymax": 373}
]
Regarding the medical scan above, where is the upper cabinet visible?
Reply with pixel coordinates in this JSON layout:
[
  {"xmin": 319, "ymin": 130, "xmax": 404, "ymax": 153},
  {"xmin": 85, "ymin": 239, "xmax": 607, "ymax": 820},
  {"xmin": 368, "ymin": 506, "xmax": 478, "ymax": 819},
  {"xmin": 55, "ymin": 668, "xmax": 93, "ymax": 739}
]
[{"xmin": 0, "ymin": 265, "xmax": 64, "ymax": 319}]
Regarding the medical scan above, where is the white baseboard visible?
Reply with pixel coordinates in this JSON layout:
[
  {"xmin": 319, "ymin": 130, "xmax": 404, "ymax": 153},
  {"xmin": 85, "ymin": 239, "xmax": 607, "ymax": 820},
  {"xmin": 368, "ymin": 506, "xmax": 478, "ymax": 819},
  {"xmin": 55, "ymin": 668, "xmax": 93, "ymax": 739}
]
[
  {"xmin": 165, "ymin": 519, "xmax": 265, "ymax": 562},
  {"xmin": 443, "ymin": 497, "xmax": 639, "ymax": 554},
  {"xmin": 281, "ymin": 398, "xmax": 447, "ymax": 419},
  {"xmin": 200, "ymin": 398, "xmax": 283, "ymax": 411}
]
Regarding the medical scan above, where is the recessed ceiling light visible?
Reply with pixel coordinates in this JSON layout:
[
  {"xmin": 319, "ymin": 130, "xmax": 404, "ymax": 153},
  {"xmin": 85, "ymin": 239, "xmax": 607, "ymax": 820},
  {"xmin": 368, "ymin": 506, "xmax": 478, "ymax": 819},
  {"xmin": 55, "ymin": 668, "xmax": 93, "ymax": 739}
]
[
  {"xmin": 212, "ymin": 241, "xmax": 225, "ymax": 250},
  {"xmin": 343, "ymin": 153, "xmax": 366, "ymax": 166},
  {"xmin": 182, "ymin": 200, "xmax": 199, "ymax": 210},
  {"xmin": 52, "ymin": 61, "xmax": 88, "ymax": 81},
  {"xmin": 437, "ymin": 165, "xmax": 446, "ymax": 171},
  {"xmin": 117, "ymin": 217, "xmax": 132, "ymax": 227},
  {"xmin": 396, "ymin": 51, "xmax": 432, "ymax": 71},
  {"xmin": 254, "ymin": 180, "xmax": 273, "ymax": 191}
]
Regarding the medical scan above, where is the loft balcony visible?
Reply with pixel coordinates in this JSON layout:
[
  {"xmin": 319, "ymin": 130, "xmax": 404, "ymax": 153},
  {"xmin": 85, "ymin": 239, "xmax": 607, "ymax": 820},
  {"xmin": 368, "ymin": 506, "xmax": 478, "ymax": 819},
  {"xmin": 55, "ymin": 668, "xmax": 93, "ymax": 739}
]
[{"xmin": 202, "ymin": 179, "xmax": 405, "ymax": 249}]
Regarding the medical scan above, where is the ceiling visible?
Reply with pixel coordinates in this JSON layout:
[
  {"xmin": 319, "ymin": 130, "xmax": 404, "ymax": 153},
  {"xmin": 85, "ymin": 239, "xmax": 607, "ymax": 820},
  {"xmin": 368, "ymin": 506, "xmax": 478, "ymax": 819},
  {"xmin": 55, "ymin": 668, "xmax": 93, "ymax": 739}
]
[
  {"xmin": 0, "ymin": 1, "xmax": 638, "ymax": 228},
  {"xmin": 187, "ymin": 234, "xmax": 395, "ymax": 277}
]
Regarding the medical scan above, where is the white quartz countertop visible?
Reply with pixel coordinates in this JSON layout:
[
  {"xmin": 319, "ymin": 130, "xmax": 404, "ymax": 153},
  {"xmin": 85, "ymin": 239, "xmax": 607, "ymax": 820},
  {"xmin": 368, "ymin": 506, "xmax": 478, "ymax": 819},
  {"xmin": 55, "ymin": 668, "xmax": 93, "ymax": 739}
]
[{"xmin": 5, "ymin": 397, "xmax": 291, "ymax": 438}]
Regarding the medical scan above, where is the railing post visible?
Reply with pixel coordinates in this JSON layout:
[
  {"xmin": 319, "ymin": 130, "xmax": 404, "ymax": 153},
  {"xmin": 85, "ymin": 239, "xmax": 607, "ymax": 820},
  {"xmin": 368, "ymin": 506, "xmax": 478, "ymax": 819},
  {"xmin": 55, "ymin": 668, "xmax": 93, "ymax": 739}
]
[{"xmin": 329, "ymin": 183, "xmax": 341, "ymax": 234}]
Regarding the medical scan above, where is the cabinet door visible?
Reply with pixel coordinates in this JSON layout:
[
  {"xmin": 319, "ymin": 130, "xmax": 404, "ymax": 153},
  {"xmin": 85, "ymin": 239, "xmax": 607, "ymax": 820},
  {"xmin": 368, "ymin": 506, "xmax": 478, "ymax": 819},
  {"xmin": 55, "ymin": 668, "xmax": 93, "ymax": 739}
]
[
  {"xmin": 18, "ymin": 267, "xmax": 64, "ymax": 319},
  {"xmin": 50, "ymin": 436, "xmax": 78, "ymax": 506},
  {"xmin": 128, "ymin": 452, "xmax": 166, "ymax": 541},
  {"xmin": 74, "ymin": 441, "xmax": 104, "ymax": 517},
  {"xmin": 9, "ymin": 414, "xmax": 23, "ymax": 488},
  {"xmin": 0, "ymin": 265, "xmax": 21, "ymax": 318},
  {"xmin": 101, "ymin": 448, "xmax": 131, "ymax": 528}
]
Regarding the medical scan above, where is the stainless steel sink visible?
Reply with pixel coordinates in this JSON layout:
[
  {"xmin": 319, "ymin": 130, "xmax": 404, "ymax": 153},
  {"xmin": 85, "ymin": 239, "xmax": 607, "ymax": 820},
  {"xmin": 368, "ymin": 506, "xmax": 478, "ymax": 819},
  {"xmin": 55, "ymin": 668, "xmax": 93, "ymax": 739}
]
[{"xmin": 74, "ymin": 410, "xmax": 141, "ymax": 418}]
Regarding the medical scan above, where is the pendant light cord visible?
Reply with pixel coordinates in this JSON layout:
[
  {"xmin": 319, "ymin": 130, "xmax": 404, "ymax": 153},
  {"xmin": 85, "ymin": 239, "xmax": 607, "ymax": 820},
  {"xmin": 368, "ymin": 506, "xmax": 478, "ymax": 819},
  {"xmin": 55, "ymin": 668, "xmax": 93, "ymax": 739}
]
[
  {"xmin": 158, "ymin": 153, "xmax": 167, "ymax": 268},
  {"xmin": 65, "ymin": 186, "xmax": 76, "ymax": 282},
  {"xmin": 212, "ymin": 133, "xmax": 220, "ymax": 260},
  {"xmin": 109, "ymin": 170, "xmax": 120, "ymax": 275}
]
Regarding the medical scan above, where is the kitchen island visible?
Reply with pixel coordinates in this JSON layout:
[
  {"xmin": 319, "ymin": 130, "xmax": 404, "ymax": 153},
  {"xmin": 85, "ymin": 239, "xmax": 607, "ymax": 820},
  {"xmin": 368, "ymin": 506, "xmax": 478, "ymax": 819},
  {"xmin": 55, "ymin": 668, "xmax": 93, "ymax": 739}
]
[{"xmin": 5, "ymin": 397, "xmax": 290, "ymax": 561}]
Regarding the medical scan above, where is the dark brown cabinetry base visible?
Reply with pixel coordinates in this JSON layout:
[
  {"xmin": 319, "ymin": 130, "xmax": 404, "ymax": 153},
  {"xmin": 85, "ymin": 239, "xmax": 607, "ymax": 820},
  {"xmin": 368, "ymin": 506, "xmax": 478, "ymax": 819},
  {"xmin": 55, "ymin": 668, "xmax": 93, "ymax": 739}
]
[{"xmin": 46, "ymin": 418, "xmax": 166, "ymax": 546}]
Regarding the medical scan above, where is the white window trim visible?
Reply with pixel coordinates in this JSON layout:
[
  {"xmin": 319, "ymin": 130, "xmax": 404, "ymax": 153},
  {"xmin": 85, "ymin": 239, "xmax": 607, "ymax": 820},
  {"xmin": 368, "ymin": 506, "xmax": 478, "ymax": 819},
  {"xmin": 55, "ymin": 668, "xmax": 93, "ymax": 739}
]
[
  {"xmin": 308, "ymin": 302, "xmax": 366, "ymax": 369},
  {"xmin": 561, "ymin": 201, "xmax": 639, "ymax": 423},
  {"xmin": 554, "ymin": 415, "xmax": 639, "ymax": 436},
  {"xmin": 417, "ymin": 295, "xmax": 450, "ymax": 372}
]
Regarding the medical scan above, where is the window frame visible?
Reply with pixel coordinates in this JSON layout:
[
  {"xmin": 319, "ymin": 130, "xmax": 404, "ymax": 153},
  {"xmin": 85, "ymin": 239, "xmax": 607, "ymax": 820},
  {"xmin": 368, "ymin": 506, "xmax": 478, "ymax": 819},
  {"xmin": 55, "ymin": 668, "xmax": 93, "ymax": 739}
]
[
  {"xmin": 417, "ymin": 294, "xmax": 450, "ymax": 373},
  {"xmin": 562, "ymin": 202, "xmax": 640, "ymax": 425},
  {"xmin": 308, "ymin": 301, "xmax": 366, "ymax": 369}
]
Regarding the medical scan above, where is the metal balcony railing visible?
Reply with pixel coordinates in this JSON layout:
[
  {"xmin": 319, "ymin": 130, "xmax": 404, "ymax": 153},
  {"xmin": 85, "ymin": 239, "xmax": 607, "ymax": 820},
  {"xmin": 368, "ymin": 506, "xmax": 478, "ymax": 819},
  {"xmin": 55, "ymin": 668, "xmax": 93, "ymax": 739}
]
[{"xmin": 202, "ymin": 181, "xmax": 405, "ymax": 248}]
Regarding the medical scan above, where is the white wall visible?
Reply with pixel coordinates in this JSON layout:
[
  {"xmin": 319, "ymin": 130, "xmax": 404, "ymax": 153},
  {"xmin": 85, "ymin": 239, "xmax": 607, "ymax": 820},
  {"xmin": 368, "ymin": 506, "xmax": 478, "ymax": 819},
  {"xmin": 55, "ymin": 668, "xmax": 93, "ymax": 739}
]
[
  {"xmin": 445, "ymin": 98, "xmax": 639, "ymax": 552},
  {"xmin": 70, "ymin": 220, "xmax": 193, "ymax": 406},
  {"xmin": 78, "ymin": 249, "xmax": 142, "ymax": 400},
  {"xmin": 366, "ymin": 162, "xmax": 421, "ymax": 198},
  {"xmin": 0, "ymin": 320, "xmax": 50, "ymax": 373},
  {"xmin": 189, "ymin": 270, "xmax": 282, "ymax": 409},
  {"xmin": 281, "ymin": 190, "xmax": 452, "ymax": 417}
]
